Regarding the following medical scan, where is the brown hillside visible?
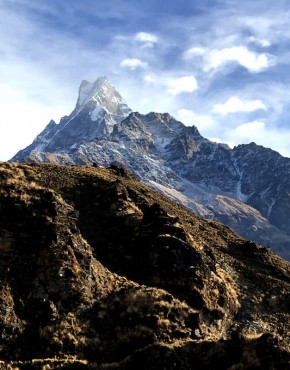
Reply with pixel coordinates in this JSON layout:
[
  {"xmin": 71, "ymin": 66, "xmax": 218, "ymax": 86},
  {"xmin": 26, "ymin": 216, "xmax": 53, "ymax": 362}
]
[{"xmin": 0, "ymin": 162, "xmax": 289, "ymax": 369}]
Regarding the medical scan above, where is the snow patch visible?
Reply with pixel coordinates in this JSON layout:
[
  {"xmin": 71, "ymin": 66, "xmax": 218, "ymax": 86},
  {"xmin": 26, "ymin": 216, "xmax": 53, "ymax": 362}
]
[
  {"xmin": 267, "ymin": 198, "xmax": 276, "ymax": 218},
  {"xmin": 90, "ymin": 105, "xmax": 104, "ymax": 121}
]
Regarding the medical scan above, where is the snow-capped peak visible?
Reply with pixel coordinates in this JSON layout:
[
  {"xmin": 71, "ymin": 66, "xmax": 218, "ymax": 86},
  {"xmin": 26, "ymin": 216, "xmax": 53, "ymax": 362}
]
[
  {"xmin": 75, "ymin": 77, "xmax": 132, "ymax": 118},
  {"xmin": 76, "ymin": 77, "xmax": 110, "ymax": 108}
]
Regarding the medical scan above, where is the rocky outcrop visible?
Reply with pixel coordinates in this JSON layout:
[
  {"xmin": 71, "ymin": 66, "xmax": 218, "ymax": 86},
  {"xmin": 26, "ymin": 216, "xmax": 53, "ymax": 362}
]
[{"xmin": 0, "ymin": 162, "xmax": 289, "ymax": 368}]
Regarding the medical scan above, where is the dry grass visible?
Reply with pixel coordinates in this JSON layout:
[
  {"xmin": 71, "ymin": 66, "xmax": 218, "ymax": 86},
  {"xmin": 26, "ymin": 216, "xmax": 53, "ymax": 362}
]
[{"xmin": 0, "ymin": 162, "xmax": 289, "ymax": 368}]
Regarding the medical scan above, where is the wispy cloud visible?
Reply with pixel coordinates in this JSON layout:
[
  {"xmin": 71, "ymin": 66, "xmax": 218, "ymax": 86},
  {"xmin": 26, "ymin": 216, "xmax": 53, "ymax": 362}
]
[
  {"xmin": 209, "ymin": 119, "xmax": 290, "ymax": 158},
  {"xmin": 247, "ymin": 36, "xmax": 271, "ymax": 48},
  {"xmin": 176, "ymin": 109, "xmax": 217, "ymax": 131},
  {"xmin": 143, "ymin": 74, "xmax": 156, "ymax": 84},
  {"xmin": 120, "ymin": 58, "xmax": 148, "ymax": 70},
  {"xmin": 183, "ymin": 47, "xmax": 206, "ymax": 60},
  {"xmin": 207, "ymin": 46, "xmax": 274, "ymax": 72},
  {"xmin": 184, "ymin": 46, "xmax": 275, "ymax": 73},
  {"xmin": 213, "ymin": 97, "xmax": 267, "ymax": 115}
]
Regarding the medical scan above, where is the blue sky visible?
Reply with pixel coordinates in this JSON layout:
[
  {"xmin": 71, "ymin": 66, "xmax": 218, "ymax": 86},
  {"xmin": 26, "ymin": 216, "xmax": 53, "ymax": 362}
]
[{"xmin": 1, "ymin": 0, "xmax": 290, "ymax": 160}]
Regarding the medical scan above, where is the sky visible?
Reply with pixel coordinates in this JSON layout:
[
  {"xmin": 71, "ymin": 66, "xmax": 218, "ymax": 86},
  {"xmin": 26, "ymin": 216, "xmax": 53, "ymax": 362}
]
[{"xmin": 1, "ymin": 0, "xmax": 290, "ymax": 160}]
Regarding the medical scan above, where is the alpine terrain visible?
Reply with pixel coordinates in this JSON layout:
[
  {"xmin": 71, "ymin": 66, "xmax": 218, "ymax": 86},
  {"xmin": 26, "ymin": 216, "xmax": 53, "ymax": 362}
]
[
  {"xmin": 0, "ymin": 162, "xmax": 289, "ymax": 368},
  {"xmin": 11, "ymin": 77, "xmax": 290, "ymax": 260}
]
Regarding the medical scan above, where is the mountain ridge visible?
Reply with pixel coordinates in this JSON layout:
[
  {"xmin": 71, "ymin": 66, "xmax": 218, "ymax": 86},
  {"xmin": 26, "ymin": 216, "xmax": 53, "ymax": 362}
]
[{"xmin": 10, "ymin": 77, "xmax": 290, "ymax": 261}]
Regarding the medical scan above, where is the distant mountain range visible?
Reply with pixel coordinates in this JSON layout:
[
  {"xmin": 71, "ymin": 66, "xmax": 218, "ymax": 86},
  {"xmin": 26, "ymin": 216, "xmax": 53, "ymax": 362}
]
[{"xmin": 11, "ymin": 77, "xmax": 290, "ymax": 260}]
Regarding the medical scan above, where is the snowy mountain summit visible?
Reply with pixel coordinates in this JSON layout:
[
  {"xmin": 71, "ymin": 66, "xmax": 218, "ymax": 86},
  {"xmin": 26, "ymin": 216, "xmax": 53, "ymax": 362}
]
[
  {"xmin": 14, "ymin": 77, "xmax": 132, "ymax": 162},
  {"xmin": 11, "ymin": 77, "xmax": 290, "ymax": 260},
  {"xmin": 76, "ymin": 76, "xmax": 132, "ymax": 117}
]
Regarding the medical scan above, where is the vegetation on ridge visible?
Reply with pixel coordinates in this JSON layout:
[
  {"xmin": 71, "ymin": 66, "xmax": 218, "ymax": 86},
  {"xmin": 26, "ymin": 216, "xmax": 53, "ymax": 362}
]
[{"xmin": 0, "ymin": 162, "xmax": 289, "ymax": 369}]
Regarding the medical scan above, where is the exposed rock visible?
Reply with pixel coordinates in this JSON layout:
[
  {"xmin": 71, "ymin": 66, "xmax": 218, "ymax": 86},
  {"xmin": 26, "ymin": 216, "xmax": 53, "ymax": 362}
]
[
  {"xmin": 10, "ymin": 78, "xmax": 290, "ymax": 261},
  {"xmin": 0, "ymin": 162, "xmax": 289, "ymax": 368}
]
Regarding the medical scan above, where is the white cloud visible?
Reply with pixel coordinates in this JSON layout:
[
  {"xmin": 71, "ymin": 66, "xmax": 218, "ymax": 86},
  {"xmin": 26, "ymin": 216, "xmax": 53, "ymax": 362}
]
[
  {"xmin": 206, "ymin": 46, "xmax": 274, "ymax": 72},
  {"xmin": 183, "ymin": 47, "xmax": 206, "ymax": 60},
  {"xmin": 221, "ymin": 120, "xmax": 290, "ymax": 157},
  {"xmin": 209, "ymin": 137, "xmax": 235, "ymax": 148},
  {"xmin": 241, "ymin": 14, "xmax": 288, "ymax": 46},
  {"xmin": 209, "ymin": 137, "xmax": 224, "ymax": 144},
  {"xmin": 115, "ymin": 32, "xmax": 158, "ymax": 49},
  {"xmin": 184, "ymin": 44, "xmax": 275, "ymax": 73},
  {"xmin": 167, "ymin": 76, "xmax": 198, "ymax": 95},
  {"xmin": 120, "ymin": 58, "xmax": 148, "ymax": 70},
  {"xmin": 176, "ymin": 109, "xmax": 217, "ymax": 131},
  {"xmin": 235, "ymin": 120, "xmax": 265, "ymax": 136},
  {"xmin": 248, "ymin": 36, "xmax": 271, "ymax": 48},
  {"xmin": 176, "ymin": 109, "xmax": 196, "ymax": 124},
  {"xmin": 135, "ymin": 32, "xmax": 158, "ymax": 43},
  {"xmin": 218, "ymin": 120, "xmax": 267, "ymax": 151},
  {"xmin": 213, "ymin": 96, "xmax": 267, "ymax": 115},
  {"xmin": 135, "ymin": 32, "xmax": 158, "ymax": 48},
  {"xmin": 0, "ymin": 83, "xmax": 69, "ymax": 160},
  {"xmin": 143, "ymin": 74, "xmax": 156, "ymax": 84}
]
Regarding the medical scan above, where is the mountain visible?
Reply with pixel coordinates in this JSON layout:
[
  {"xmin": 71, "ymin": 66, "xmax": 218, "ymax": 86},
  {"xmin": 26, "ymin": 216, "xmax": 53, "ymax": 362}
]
[
  {"xmin": 12, "ymin": 77, "xmax": 132, "ymax": 164},
  {"xmin": 11, "ymin": 77, "xmax": 290, "ymax": 261},
  {"xmin": 0, "ymin": 162, "xmax": 289, "ymax": 368}
]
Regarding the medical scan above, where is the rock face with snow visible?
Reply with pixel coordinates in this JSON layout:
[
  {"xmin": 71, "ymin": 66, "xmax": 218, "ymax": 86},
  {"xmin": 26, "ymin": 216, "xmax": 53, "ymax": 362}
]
[
  {"xmin": 13, "ymin": 77, "xmax": 132, "ymax": 164},
  {"xmin": 11, "ymin": 77, "xmax": 290, "ymax": 260}
]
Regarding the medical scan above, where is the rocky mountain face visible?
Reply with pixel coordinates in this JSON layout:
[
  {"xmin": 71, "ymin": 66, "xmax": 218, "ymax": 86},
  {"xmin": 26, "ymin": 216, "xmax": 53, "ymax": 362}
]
[
  {"xmin": 11, "ymin": 78, "xmax": 290, "ymax": 260},
  {"xmin": 0, "ymin": 162, "xmax": 289, "ymax": 369}
]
